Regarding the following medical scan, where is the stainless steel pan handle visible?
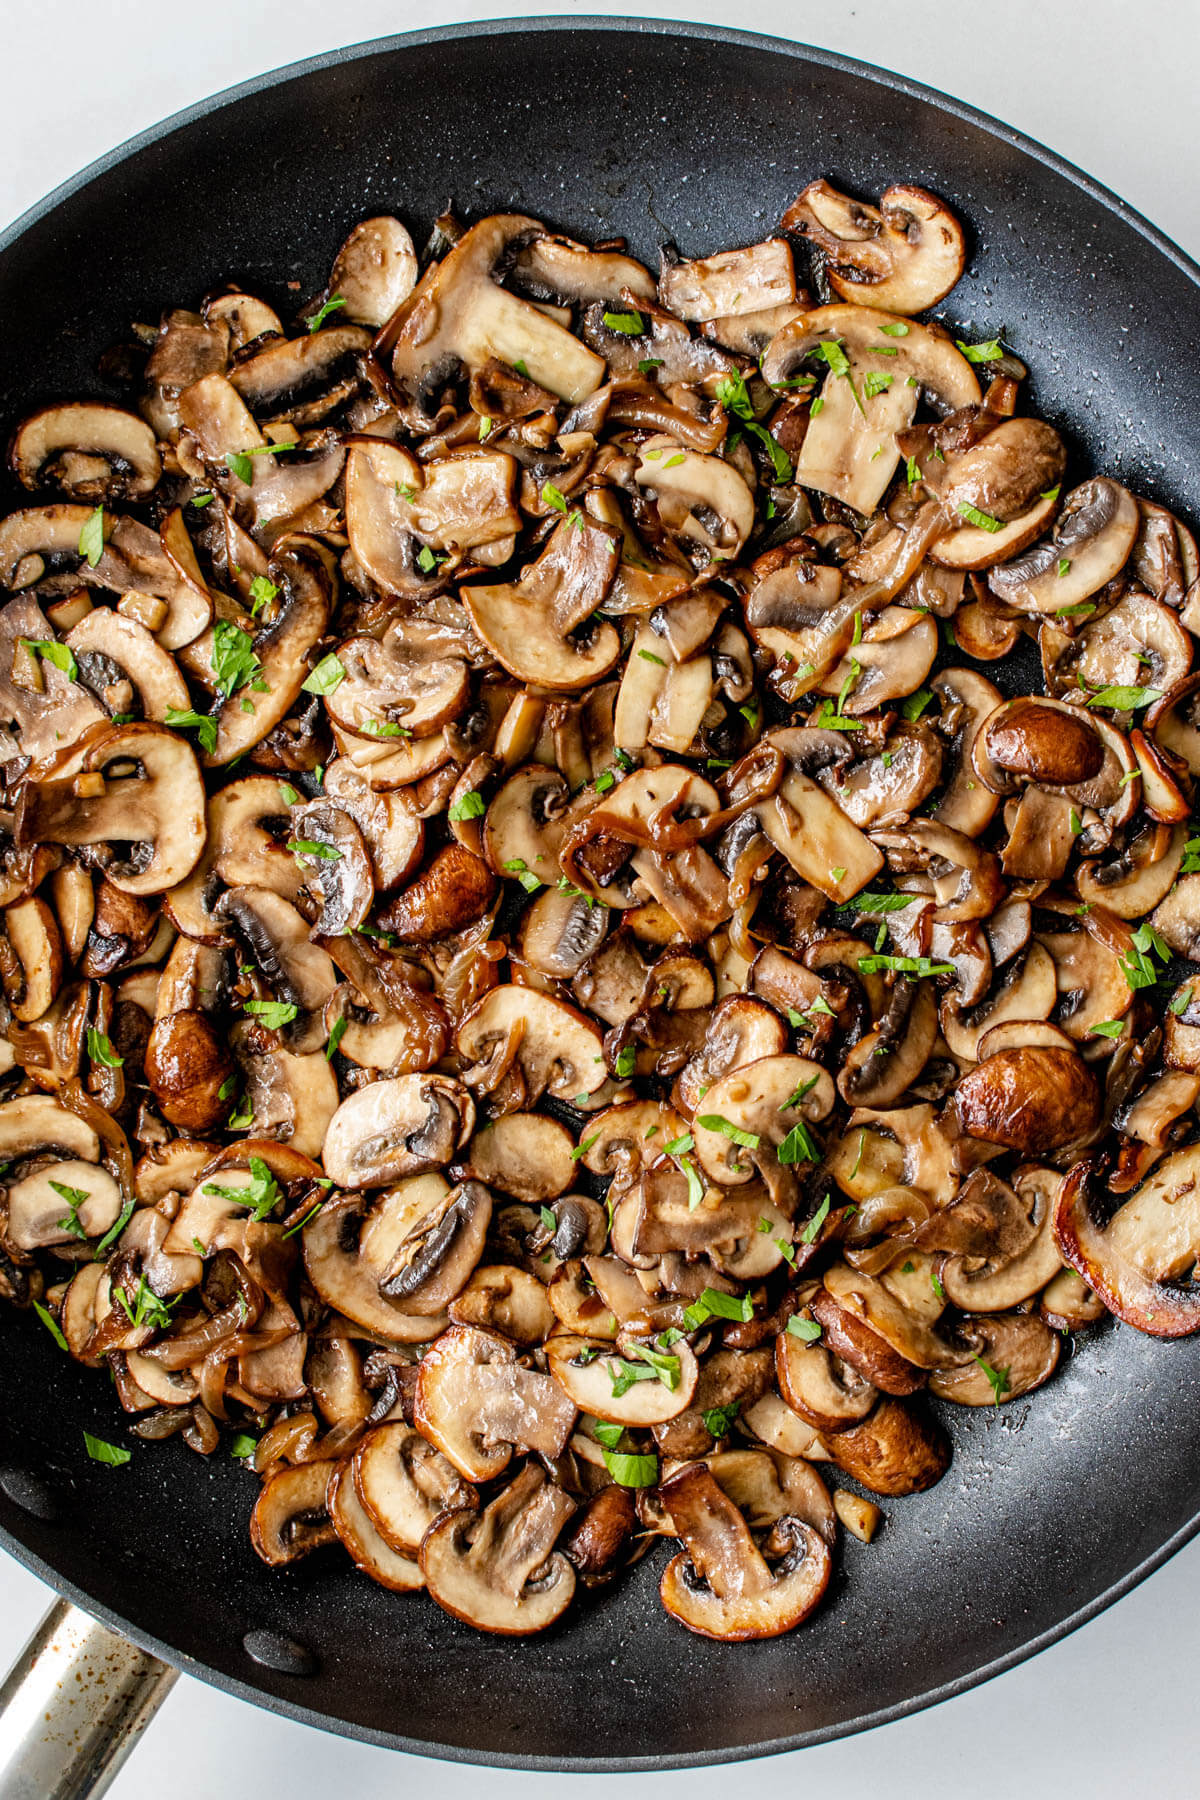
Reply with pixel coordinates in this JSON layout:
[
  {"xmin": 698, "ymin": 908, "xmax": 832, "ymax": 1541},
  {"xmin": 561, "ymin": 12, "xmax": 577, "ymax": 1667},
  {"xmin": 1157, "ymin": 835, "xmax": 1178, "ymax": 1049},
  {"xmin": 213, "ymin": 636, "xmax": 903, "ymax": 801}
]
[{"xmin": 0, "ymin": 1599, "xmax": 176, "ymax": 1799}]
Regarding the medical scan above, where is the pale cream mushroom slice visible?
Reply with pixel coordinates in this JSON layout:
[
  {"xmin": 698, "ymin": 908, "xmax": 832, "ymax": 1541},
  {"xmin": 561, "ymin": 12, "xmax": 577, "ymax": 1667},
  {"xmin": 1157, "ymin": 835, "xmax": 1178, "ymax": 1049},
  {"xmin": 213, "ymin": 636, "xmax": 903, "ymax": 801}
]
[
  {"xmin": 784, "ymin": 180, "xmax": 966, "ymax": 313},
  {"xmin": 300, "ymin": 1186, "xmax": 448, "ymax": 1343},
  {"xmin": 752, "ymin": 731, "xmax": 884, "ymax": 904},
  {"xmin": 545, "ymin": 1332, "xmax": 699, "ymax": 1425},
  {"xmin": 517, "ymin": 885, "xmax": 609, "ymax": 981},
  {"xmin": 760, "ymin": 303, "xmax": 980, "ymax": 515},
  {"xmin": 64, "ymin": 609, "xmax": 190, "ymax": 723},
  {"xmin": 1075, "ymin": 821, "xmax": 1186, "ymax": 919},
  {"xmin": 1, "ymin": 896, "xmax": 63, "ymax": 1024},
  {"xmin": 837, "ymin": 978, "xmax": 938, "ymax": 1111},
  {"xmin": 0, "ymin": 593, "xmax": 106, "ymax": 764},
  {"xmin": 459, "ymin": 1111, "xmax": 576, "ymax": 1201},
  {"xmin": 10, "ymin": 402, "xmax": 161, "ymax": 502},
  {"xmin": 377, "ymin": 1179, "xmax": 492, "ymax": 1314},
  {"xmin": 323, "ymin": 1074, "xmax": 475, "ymax": 1189},
  {"xmin": 164, "ymin": 775, "xmax": 303, "ymax": 941},
  {"xmin": 816, "ymin": 607, "xmax": 938, "ymax": 714},
  {"xmin": 775, "ymin": 1326, "xmax": 879, "ymax": 1433},
  {"xmin": 415, "ymin": 1324, "xmax": 577, "ymax": 1480},
  {"xmin": 327, "ymin": 1461, "xmax": 425, "ymax": 1594},
  {"xmin": 449, "ymin": 1264, "xmax": 557, "ymax": 1344},
  {"xmin": 381, "ymin": 213, "xmax": 606, "ymax": 425},
  {"xmin": 929, "ymin": 667, "xmax": 1003, "ymax": 836},
  {"xmin": 420, "ymin": 1461, "xmax": 576, "ymax": 1637},
  {"xmin": 326, "ymin": 216, "xmax": 419, "ymax": 326},
  {"xmin": 353, "ymin": 1420, "xmax": 477, "ymax": 1556},
  {"xmin": 703, "ymin": 1446, "xmax": 837, "ymax": 1547},
  {"xmin": 456, "ymin": 987, "xmax": 608, "ymax": 1110},
  {"xmin": 232, "ymin": 1034, "xmax": 338, "ymax": 1162},
  {"xmin": 16, "ymin": 721, "xmax": 206, "ymax": 895},
  {"xmin": 634, "ymin": 436, "xmax": 755, "ymax": 563},
  {"xmin": 989, "ymin": 477, "xmax": 1140, "ymax": 614},
  {"xmin": 1046, "ymin": 588, "xmax": 1191, "ymax": 700},
  {"xmin": 345, "ymin": 437, "xmax": 520, "ymax": 587},
  {"xmin": 692, "ymin": 1054, "xmax": 834, "ymax": 1198},
  {"xmin": 658, "ymin": 239, "xmax": 796, "ymax": 321},
  {"xmin": 938, "ymin": 939, "xmax": 1058, "ymax": 1062},
  {"xmin": 464, "ymin": 510, "xmax": 621, "ymax": 691},
  {"xmin": 657, "ymin": 1462, "xmax": 832, "ymax": 1641}
]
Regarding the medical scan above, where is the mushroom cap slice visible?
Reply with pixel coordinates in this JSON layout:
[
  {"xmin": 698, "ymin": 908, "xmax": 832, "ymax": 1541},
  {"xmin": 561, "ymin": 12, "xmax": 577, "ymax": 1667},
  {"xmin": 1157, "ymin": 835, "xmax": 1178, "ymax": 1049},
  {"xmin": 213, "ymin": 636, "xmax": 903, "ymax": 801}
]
[
  {"xmin": 775, "ymin": 1326, "xmax": 879, "ymax": 1432},
  {"xmin": 323, "ymin": 1075, "xmax": 475, "ymax": 1190},
  {"xmin": 249, "ymin": 1459, "xmax": 339, "ymax": 1566},
  {"xmin": 1054, "ymin": 1155, "xmax": 1200, "ymax": 1338},
  {"xmin": 65, "ymin": 609, "xmax": 190, "ymax": 723},
  {"xmin": 545, "ymin": 1332, "xmax": 699, "ymax": 1425},
  {"xmin": 329, "ymin": 216, "xmax": 419, "ymax": 326},
  {"xmin": 464, "ymin": 512, "xmax": 622, "ymax": 692},
  {"xmin": 415, "ymin": 1324, "xmax": 578, "ymax": 1480},
  {"xmin": 989, "ymin": 478, "xmax": 1140, "ymax": 613},
  {"xmin": 805, "ymin": 1287, "xmax": 925, "ymax": 1397},
  {"xmin": 692, "ymin": 1054, "xmax": 834, "ymax": 1191},
  {"xmin": 457, "ymin": 987, "xmax": 607, "ymax": 1109},
  {"xmin": 761, "ymin": 304, "xmax": 980, "ymax": 515},
  {"xmin": 353, "ymin": 1420, "xmax": 477, "ymax": 1556},
  {"xmin": 5, "ymin": 1157, "xmax": 123, "ymax": 1250},
  {"xmin": 204, "ymin": 537, "xmax": 333, "ymax": 766},
  {"xmin": 384, "ymin": 213, "xmax": 606, "ymax": 420},
  {"xmin": 325, "ymin": 624, "xmax": 470, "ymax": 742},
  {"xmin": 658, "ymin": 239, "xmax": 795, "ymax": 322},
  {"xmin": 928, "ymin": 1312, "xmax": 1060, "ymax": 1406},
  {"xmin": 783, "ymin": 180, "xmax": 966, "ymax": 314},
  {"xmin": 328, "ymin": 1463, "xmax": 425, "ymax": 1594},
  {"xmin": 10, "ymin": 402, "xmax": 161, "ymax": 501},
  {"xmin": 657, "ymin": 1464, "xmax": 832, "ymax": 1641},
  {"xmin": 16, "ymin": 722, "xmax": 206, "ymax": 896},
  {"xmin": 939, "ymin": 1164, "xmax": 1065, "ymax": 1312},
  {"xmin": 420, "ymin": 1461, "xmax": 576, "ymax": 1636},
  {"xmin": 301, "ymin": 1190, "xmax": 448, "ymax": 1343},
  {"xmin": 378, "ymin": 1178, "xmax": 492, "ymax": 1314},
  {"xmin": 459, "ymin": 1111, "xmax": 575, "ymax": 1201},
  {"xmin": 634, "ymin": 436, "xmax": 756, "ymax": 561}
]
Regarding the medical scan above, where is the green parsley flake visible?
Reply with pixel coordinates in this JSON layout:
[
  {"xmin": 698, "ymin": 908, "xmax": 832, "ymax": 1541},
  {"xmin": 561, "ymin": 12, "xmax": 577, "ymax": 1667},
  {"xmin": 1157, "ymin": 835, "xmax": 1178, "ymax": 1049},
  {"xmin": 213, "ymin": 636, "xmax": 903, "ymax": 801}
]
[
  {"xmin": 19, "ymin": 637, "xmax": 77, "ymax": 681},
  {"xmin": 86, "ymin": 1027, "xmax": 123, "ymax": 1068},
  {"xmin": 308, "ymin": 294, "xmax": 347, "ymax": 332},
  {"xmin": 301, "ymin": 653, "xmax": 346, "ymax": 696},
  {"xmin": 164, "ymin": 707, "xmax": 218, "ymax": 754},
  {"xmin": 243, "ymin": 999, "xmax": 299, "ymax": 1029},
  {"xmin": 78, "ymin": 506, "xmax": 105, "ymax": 568},
  {"xmin": 602, "ymin": 310, "xmax": 645, "ymax": 335},
  {"xmin": 83, "ymin": 1431, "xmax": 131, "ymax": 1466}
]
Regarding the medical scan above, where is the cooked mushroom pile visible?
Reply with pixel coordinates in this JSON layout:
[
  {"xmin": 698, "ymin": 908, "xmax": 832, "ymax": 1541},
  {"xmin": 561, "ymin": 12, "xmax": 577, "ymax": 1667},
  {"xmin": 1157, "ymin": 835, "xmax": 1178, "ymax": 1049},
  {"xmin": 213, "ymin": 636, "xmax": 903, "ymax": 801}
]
[{"xmin": 3, "ymin": 182, "xmax": 1200, "ymax": 1641}]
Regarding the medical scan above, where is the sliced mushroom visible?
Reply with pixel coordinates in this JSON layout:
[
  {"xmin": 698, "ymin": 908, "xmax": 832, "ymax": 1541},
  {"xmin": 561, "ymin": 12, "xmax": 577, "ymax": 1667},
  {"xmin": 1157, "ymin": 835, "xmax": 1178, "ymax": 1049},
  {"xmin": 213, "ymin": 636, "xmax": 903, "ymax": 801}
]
[
  {"xmin": 420, "ymin": 1461, "xmax": 576, "ymax": 1635},
  {"xmin": 353, "ymin": 1420, "xmax": 477, "ymax": 1555},
  {"xmin": 929, "ymin": 1312, "xmax": 1061, "ymax": 1406},
  {"xmin": 659, "ymin": 240, "xmax": 796, "ymax": 321},
  {"xmin": 11, "ymin": 403, "xmax": 160, "ymax": 501},
  {"xmin": 323, "ymin": 1075, "xmax": 475, "ymax": 1189},
  {"xmin": 383, "ymin": 214, "xmax": 606, "ymax": 424},
  {"xmin": 657, "ymin": 1463, "xmax": 831, "ymax": 1641},
  {"xmin": 825, "ymin": 1398, "xmax": 950, "ymax": 1496},
  {"xmin": 761, "ymin": 305, "xmax": 980, "ymax": 514},
  {"xmin": 16, "ymin": 722, "xmax": 206, "ymax": 896},
  {"xmin": 415, "ymin": 1324, "xmax": 577, "ymax": 1479},
  {"xmin": 1055, "ymin": 1152, "xmax": 1200, "ymax": 1337},
  {"xmin": 784, "ymin": 181, "xmax": 966, "ymax": 313},
  {"xmin": 634, "ymin": 437, "xmax": 755, "ymax": 562},
  {"xmin": 776, "ymin": 1326, "xmax": 879, "ymax": 1431},
  {"xmin": 249, "ymin": 1460, "xmax": 339, "ymax": 1566},
  {"xmin": 378, "ymin": 1179, "xmax": 492, "ymax": 1313},
  {"xmin": 329, "ymin": 216, "xmax": 419, "ymax": 327},
  {"xmin": 989, "ymin": 478, "xmax": 1140, "ymax": 613},
  {"xmin": 465, "ymin": 510, "xmax": 620, "ymax": 691},
  {"xmin": 301, "ymin": 1187, "xmax": 448, "ymax": 1342},
  {"xmin": 459, "ymin": 1112, "xmax": 575, "ymax": 1201},
  {"xmin": 327, "ymin": 1461, "xmax": 424, "ymax": 1593},
  {"xmin": 545, "ymin": 1332, "xmax": 699, "ymax": 1425},
  {"xmin": 456, "ymin": 988, "xmax": 607, "ymax": 1110}
]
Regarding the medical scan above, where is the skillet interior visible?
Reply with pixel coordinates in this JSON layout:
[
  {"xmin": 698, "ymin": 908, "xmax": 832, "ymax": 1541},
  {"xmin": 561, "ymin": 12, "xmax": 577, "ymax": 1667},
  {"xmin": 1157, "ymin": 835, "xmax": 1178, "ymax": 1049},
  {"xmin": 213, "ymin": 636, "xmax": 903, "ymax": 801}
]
[{"xmin": 1, "ymin": 19, "xmax": 1199, "ymax": 1769}]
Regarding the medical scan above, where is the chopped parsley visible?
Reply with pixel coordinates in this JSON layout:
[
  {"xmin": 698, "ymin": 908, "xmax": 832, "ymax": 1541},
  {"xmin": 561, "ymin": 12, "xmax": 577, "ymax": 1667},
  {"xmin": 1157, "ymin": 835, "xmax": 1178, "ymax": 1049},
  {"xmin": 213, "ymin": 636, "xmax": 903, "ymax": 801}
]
[
  {"xmin": 243, "ymin": 999, "xmax": 299, "ymax": 1029},
  {"xmin": 786, "ymin": 1315, "xmax": 822, "ymax": 1343},
  {"xmin": 800, "ymin": 1193, "xmax": 831, "ymax": 1244},
  {"xmin": 602, "ymin": 310, "xmax": 645, "ymax": 335},
  {"xmin": 83, "ymin": 1432, "xmax": 131, "ymax": 1467},
  {"xmin": 86, "ymin": 1028, "xmax": 123, "ymax": 1068},
  {"xmin": 308, "ymin": 294, "xmax": 347, "ymax": 332},
  {"xmin": 78, "ymin": 506, "xmax": 105, "ymax": 568},
  {"xmin": 203, "ymin": 1153, "xmax": 283, "ymax": 1222},
  {"xmin": 449, "ymin": 790, "xmax": 486, "ymax": 822},
  {"xmin": 19, "ymin": 638, "xmax": 77, "ymax": 681},
  {"xmin": 164, "ymin": 707, "xmax": 218, "ymax": 754},
  {"xmin": 301, "ymin": 653, "xmax": 347, "ymax": 696}
]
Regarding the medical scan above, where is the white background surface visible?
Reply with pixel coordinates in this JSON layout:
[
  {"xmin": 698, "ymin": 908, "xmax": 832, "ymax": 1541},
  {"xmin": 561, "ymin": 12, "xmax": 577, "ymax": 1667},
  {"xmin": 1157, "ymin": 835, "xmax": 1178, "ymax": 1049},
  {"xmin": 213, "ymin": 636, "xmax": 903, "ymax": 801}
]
[{"xmin": 2, "ymin": 4, "xmax": 1199, "ymax": 1794}]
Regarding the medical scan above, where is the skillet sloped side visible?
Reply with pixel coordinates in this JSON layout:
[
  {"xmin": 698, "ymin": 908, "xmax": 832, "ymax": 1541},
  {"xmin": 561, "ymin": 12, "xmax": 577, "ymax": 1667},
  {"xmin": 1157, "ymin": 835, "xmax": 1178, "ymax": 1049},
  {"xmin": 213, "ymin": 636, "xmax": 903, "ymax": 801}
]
[{"xmin": 1, "ymin": 20, "xmax": 1200, "ymax": 1769}]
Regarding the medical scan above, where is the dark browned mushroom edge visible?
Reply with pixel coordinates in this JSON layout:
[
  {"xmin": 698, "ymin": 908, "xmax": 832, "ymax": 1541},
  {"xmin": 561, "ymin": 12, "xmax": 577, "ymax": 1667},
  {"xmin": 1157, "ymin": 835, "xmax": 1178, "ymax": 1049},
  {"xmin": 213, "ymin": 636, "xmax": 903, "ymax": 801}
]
[{"xmin": 0, "ymin": 181, "xmax": 1198, "ymax": 1642}]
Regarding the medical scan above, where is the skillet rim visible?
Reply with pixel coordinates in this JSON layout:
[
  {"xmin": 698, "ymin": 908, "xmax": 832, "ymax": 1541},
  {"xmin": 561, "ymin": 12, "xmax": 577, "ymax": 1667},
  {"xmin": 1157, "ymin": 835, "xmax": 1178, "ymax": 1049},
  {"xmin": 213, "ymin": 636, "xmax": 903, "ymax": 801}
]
[{"xmin": 1, "ymin": 15, "xmax": 1199, "ymax": 1769}]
